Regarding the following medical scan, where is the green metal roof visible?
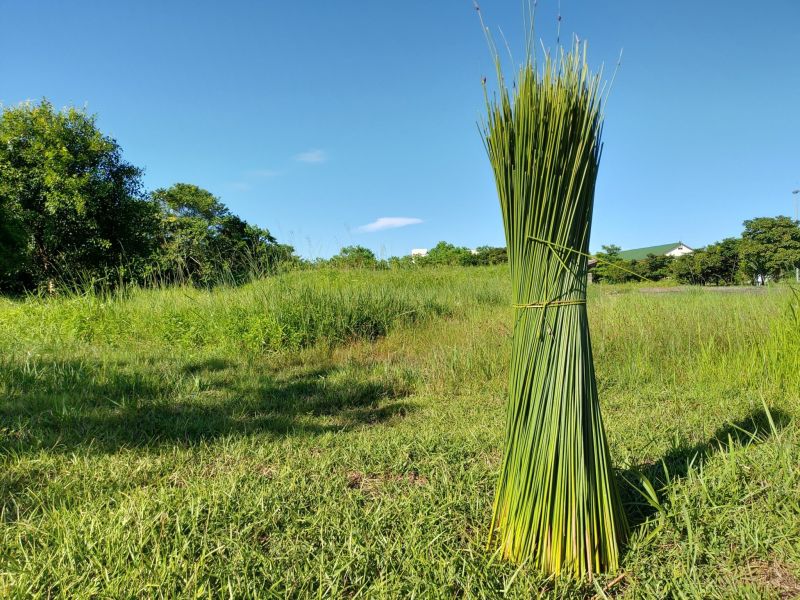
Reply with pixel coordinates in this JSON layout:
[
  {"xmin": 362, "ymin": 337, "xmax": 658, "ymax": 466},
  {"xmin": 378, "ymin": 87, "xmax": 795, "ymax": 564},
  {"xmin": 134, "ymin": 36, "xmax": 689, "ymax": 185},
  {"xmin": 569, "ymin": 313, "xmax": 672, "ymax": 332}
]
[{"xmin": 615, "ymin": 243, "xmax": 683, "ymax": 261}]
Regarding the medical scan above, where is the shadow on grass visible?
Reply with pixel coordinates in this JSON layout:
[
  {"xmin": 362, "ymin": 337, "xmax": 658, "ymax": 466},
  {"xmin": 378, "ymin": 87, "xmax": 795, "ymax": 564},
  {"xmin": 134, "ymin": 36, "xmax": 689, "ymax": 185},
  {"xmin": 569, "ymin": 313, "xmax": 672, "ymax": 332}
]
[
  {"xmin": 0, "ymin": 356, "xmax": 415, "ymax": 455},
  {"xmin": 619, "ymin": 406, "xmax": 792, "ymax": 533}
]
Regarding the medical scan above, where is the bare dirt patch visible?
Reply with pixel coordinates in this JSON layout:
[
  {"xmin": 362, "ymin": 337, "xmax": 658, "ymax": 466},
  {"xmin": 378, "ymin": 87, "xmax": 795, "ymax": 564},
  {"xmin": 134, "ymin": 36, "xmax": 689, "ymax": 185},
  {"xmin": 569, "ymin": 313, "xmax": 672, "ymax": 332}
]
[{"xmin": 745, "ymin": 560, "xmax": 800, "ymax": 599}]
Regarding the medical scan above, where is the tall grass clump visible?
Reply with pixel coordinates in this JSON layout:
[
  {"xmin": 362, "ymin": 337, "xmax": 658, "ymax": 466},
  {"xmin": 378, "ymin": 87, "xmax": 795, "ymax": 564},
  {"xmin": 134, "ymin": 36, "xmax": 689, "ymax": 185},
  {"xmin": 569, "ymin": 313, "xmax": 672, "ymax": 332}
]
[
  {"xmin": 0, "ymin": 268, "xmax": 503, "ymax": 357},
  {"xmin": 481, "ymin": 30, "xmax": 627, "ymax": 577}
]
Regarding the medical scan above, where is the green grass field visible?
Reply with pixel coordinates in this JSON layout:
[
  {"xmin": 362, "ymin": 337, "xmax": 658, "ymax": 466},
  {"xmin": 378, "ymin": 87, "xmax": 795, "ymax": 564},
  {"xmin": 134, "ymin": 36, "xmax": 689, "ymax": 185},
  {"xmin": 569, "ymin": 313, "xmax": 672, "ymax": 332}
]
[{"xmin": 2, "ymin": 267, "xmax": 799, "ymax": 598}]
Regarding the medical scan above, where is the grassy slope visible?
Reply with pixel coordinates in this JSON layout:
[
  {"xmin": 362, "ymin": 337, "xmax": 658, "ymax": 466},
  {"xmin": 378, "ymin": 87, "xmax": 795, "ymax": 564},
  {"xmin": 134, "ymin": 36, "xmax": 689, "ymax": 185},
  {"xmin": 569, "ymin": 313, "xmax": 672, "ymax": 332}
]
[{"xmin": 1, "ymin": 267, "xmax": 799, "ymax": 598}]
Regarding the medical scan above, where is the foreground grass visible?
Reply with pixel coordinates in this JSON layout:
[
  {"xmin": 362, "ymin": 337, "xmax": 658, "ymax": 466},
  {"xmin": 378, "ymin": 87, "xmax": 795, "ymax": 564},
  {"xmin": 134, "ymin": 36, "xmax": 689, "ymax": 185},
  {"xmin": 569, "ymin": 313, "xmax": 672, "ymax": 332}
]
[{"xmin": 1, "ymin": 268, "xmax": 799, "ymax": 598}]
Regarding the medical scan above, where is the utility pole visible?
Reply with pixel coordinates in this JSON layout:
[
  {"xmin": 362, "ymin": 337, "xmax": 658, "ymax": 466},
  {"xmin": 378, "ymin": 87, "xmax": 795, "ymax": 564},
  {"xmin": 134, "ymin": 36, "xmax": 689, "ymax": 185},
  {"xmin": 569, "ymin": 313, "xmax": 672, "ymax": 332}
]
[{"xmin": 794, "ymin": 189, "xmax": 800, "ymax": 283}]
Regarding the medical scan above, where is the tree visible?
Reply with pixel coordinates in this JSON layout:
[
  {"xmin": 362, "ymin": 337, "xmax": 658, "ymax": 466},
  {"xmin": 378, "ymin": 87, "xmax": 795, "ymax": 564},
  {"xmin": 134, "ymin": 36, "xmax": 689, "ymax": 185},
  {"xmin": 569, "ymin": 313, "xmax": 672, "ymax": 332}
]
[
  {"xmin": 387, "ymin": 254, "xmax": 416, "ymax": 269},
  {"xmin": 329, "ymin": 245, "xmax": 379, "ymax": 269},
  {"xmin": 152, "ymin": 183, "xmax": 290, "ymax": 284},
  {"xmin": 153, "ymin": 184, "xmax": 227, "ymax": 282},
  {"xmin": 0, "ymin": 201, "xmax": 28, "ymax": 289},
  {"xmin": 423, "ymin": 241, "xmax": 477, "ymax": 266},
  {"xmin": 701, "ymin": 238, "xmax": 742, "ymax": 285},
  {"xmin": 474, "ymin": 245, "xmax": 508, "ymax": 265},
  {"xmin": 591, "ymin": 245, "xmax": 634, "ymax": 284},
  {"xmin": 0, "ymin": 100, "xmax": 157, "ymax": 291},
  {"xmin": 634, "ymin": 253, "xmax": 673, "ymax": 281},
  {"xmin": 673, "ymin": 239, "xmax": 747, "ymax": 286},
  {"xmin": 672, "ymin": 251, "xmax": 704, "ymax": 285},
  {"xmin": 156, "ymin": 182, "xmax": 228, "ymax": 221},
  {"xmin": 739, "ymin": 216, "xmax": 800, "ymax": 283}
]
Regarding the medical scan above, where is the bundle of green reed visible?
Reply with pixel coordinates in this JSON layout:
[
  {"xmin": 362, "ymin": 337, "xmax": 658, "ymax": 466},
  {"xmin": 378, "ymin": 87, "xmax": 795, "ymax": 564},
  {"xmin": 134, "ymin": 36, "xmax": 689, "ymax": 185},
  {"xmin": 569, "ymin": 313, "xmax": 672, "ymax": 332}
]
[{"xmin": 481, "ymin": 35, "xmax": 627, "ymax": 578}]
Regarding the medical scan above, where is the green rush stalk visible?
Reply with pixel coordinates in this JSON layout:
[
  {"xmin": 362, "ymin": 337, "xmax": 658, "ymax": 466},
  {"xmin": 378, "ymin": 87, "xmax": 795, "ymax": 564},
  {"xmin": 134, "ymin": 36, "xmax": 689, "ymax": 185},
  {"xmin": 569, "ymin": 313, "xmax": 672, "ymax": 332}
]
[{"xmin": 481, "ymin": 38, "xmax": 628, "ymax": 578}]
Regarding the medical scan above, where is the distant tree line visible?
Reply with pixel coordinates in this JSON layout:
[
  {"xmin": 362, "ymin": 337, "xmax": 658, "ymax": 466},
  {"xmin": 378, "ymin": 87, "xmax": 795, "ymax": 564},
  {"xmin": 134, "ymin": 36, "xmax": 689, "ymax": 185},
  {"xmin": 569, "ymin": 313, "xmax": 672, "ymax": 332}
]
[
  {"xmin": 7, "ymin": 101, "xmax": 793, "ymax": 293},
  {"xmin": 0, "ymin": 100, "xmax": 295, "ymax": 293},
  {"xmin": 392, "ymin": 242, "xmax": 507, "ymax": 268},
  {"xmin": 592, "ymin": 216, "xmax": 800, "ymax": 285},
  {"xmin": 322, "ymin": 242, "xmax": 508, "ymax": 270},
  {"xmin": 0, "ymin": 101, "xmax": 510, "ymax": 294}
]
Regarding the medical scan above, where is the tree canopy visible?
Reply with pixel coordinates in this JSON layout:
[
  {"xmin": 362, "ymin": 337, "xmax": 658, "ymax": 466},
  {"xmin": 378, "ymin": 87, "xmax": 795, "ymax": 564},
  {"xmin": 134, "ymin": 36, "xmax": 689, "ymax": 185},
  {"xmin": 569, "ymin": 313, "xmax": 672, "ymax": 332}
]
[
  {"xmin": 0, "ymin": 101, "xmax": 296, "ymax": 292},
  {"xmin": 739, "ymin": 216, "xmax": 800, "ymax": 282},
  {"xmin": 671, "ymin": 238, "xmax": 743, "ymax": 285},
  {"xmin": 151, "ymin": 183, "xmax": 291, "ymax": 284},
  {"xmin": 0, "ymin": 100, "xmax": 157, "ymax": 290},
  {"xmin": 423, "ymin": 242, "xmax": 478, "ymax": 266},
  {"xmin": 329, "ymin": 246, "xmax": 379, "ymax": 269}
]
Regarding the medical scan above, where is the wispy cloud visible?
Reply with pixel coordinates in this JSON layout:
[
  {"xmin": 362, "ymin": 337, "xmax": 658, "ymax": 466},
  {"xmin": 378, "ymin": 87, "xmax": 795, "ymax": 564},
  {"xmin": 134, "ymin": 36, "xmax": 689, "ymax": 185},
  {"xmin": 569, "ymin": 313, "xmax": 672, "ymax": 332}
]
[
  {"xmin": 229, "ymin": 181, "xmax": 252, "ymax": 192},
  {"xmin": 356, "ymin": 217, "xmax": 423, "ymax": 233},
  {"xmin": 294, "ymin": 149, "xmax": 327, "ymax": 164}
]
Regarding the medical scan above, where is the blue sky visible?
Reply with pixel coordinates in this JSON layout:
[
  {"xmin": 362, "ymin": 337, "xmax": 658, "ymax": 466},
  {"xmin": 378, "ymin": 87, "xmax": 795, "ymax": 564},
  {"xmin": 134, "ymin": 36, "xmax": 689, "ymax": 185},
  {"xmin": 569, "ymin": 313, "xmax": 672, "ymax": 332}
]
[{"xmin": 2, "ymin": 1, "xmax": 799, "ymax": 258}]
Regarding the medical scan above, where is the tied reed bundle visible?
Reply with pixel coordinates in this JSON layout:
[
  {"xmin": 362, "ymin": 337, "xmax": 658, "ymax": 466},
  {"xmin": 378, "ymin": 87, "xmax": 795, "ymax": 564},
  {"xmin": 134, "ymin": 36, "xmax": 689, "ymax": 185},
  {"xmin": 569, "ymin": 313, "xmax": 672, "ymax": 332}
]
[{"xmin": 480, "ymin": 32, "xmax": 628, "ymax": 578}]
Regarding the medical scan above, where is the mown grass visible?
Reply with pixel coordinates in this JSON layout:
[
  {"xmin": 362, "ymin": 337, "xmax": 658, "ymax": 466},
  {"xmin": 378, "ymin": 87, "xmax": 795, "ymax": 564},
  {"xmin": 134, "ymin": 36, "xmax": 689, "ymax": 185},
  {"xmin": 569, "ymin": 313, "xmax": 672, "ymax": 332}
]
[{"xmin": 1, "ymin": 267, "xmax": 799, "ymax": 598}]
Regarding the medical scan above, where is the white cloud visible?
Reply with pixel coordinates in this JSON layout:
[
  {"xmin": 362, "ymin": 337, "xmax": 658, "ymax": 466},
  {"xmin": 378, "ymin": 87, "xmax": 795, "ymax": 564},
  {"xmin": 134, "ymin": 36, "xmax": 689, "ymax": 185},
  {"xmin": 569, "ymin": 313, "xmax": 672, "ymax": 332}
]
[
  {"xmin": 294, "ymin": 149, "xmax": 327, "ymax": 164},
  {"xmin": 229, "ymin": 181, "xmax": 252, "ymax": 192},
  {"xmin": 356, "ymin": 217, "xmax": 423, "ymax": 233}
]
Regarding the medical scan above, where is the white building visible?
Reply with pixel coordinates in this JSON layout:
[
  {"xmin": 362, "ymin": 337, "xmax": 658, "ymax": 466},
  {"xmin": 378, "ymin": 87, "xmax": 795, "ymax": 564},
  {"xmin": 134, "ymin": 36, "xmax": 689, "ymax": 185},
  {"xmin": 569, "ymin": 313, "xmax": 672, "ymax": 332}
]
[{"xmin": 665, "ymin": 243, "xmax": 694, "ymax": 258}]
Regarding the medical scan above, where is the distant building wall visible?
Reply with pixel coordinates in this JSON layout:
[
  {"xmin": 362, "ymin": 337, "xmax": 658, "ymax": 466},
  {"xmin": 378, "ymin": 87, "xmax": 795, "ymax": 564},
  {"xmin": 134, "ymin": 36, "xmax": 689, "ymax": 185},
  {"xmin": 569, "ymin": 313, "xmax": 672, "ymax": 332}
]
[{"xmin": 666, "ymin": 244, "xmax": 693, "ymax": 257}]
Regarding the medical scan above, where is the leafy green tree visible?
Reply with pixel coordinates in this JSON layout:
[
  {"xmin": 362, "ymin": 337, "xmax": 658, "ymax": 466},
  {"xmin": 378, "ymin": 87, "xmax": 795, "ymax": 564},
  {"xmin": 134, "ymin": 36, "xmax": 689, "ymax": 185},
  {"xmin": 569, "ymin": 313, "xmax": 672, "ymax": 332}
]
[
  {"xmin": 387, "ymin": 255, "xmax": 416, "ymax": 269},
  {"xmin": 0, "ymin": 202, "xmax": 28, "ymax": 288},
  {"xmin": 152, "ymin": 183, "xmax": 290, "ymax": 284},
  {"xmin": 739, "ymin": 216, "xmax": 800, "ymax": 283},
  {"xmin": 672, "ymin": 251, "xmax": 704, "ymax": 285},
  {"xmin": 701, "ymin": 238, "xmax": 742, "ymax": 285},
  {"xmin": 212, "ymin": 213, "xmax": 294, "ymax": 278},
  {"xmin": 673, "ymin": 239, "xmax": 744, "ymax": 285},
  {"xmin": 330, "ymin": 245, "xmax": 379, "ymax": 269},
  {"xmin": 423, "ymin": 241, "xmax": 477, "ymax": 266},
  {"xmin": 633, "ymin": 253, "xmax": 673, "ymax": 281},
  {"xmin": 591, "ymin": 245, "xmax": 634, "ymax": 284},
  {"xmin": 474, "ymin": 246, "xmax": 508, "ymax": 265},
  {"xmin": 157, "ymin": 182, "xmax": 227, "ymax": 221},
  {"xmin": 0, "ymin": 100, "xmax": 157, "ymax": 291},
  {"xmin": 153, "ymin": 184, "xmax": 226, "ymax": 281}
]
